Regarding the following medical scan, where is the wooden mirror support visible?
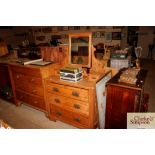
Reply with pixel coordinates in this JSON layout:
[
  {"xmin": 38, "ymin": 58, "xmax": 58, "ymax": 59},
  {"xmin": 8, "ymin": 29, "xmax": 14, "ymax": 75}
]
[
  {"xmin": 91, "ymin": 44, "xmax": 110, "ymax": 73},
  {"xmin": 69, "ymin": 32, "xmax": 92, "ymax": 68}
]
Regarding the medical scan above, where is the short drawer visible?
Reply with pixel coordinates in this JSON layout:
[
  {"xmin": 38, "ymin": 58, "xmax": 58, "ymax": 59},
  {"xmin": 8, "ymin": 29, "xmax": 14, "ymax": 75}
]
[
  {"xmin": 46, "ymin": 83, "xmax": 89, "ymax": 102},
  {"xmin": 10, "ymin": 65, "xmax": 41, "ymax": 77},
  {"xmin": 50, "ymin": 105, "xmax": 89, "ymax": 128},
  {"xmin": 48, "ymin": 94, "xmax": 89, "ymax": 116}
]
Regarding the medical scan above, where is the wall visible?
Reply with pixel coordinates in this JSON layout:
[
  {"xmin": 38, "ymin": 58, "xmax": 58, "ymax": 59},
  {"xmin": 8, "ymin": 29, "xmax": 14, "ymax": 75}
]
[
  {"xmin": 0, "ymin": 28, "xmax": 14, "ymax": 45},
  {"xmin": 0, "ymin": 27, "xmax": 35, "ymax": 48},
  {"xmin": 1, "ymin": 26, "xmax": 155, "ymax": 59},
  {"xmin": 33, "ymin": 26, "xmax": 123, "ymax": 47},
  {"xmin": 137, "ymin": 26, "xmax": 155, "ymax": 58}
]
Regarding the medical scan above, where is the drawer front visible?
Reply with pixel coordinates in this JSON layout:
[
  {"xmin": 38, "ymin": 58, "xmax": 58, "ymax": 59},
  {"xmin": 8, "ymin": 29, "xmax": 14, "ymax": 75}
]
[
  {"xmin": 50, "ymin": 105, "xmax": 89, "ymax": 128},
  {"xmin": 28, "ymin": 95, "xmax": 46, "ymax": 110},
  {"xmin": 10, "ymin": 66, "xmax": 41, "ymax": 77},
  {"xmin": 16, "ymin": 90, "xmax": 45, "ymax": 110},
  {"xmin": 46, "ymin": 83, "xmax": 89, "ymax": 102},
  {"xmin": 26, "ymin": 76, "xmax": 42, "ymax": 85},
  {"xmin": 48, "ymin": 94, "xmax": 89, "ymax": 116},
  {"xmin": 16, "ymin": 84, "xmax": 44, "ymax": 97},
  {"xmin": 12, "ymin": 72, "xmax": 42, "ymax": 86},
  {"xmin": 16, "ymin": 90, "xmax": 29, "ymax": 103},
  {"xmin": 12, "ymin": 72, "xmax": 26, "ymax": 86}
]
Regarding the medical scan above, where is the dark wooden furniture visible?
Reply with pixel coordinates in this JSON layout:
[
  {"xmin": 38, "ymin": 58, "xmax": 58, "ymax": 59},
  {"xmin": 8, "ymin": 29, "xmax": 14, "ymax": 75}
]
[
  {"xmin": 105, "ymin": 68, "xmax": 148, "ymax": 129},
  {"xmin": 0, "ymin": 63, "xmax": 14, "ymax": 102}
]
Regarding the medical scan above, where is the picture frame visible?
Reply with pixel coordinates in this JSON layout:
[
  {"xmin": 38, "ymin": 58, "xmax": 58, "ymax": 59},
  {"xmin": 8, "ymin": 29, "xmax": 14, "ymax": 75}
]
[
  {"xmin": 96, "ymin": 32, "xmax": 101, "ymax": 38},
  {"xmin": 97, "ymin": 26, "xmax": 105, "ymax": 29},
  {"xmin": 105, "ymin": 26, "xmax": 113, "ymax": 29},
  {"xmin": 42, "ymin": 27, "xmax": 52, "ymax": 33},
  {"xmin": 100, "ymin": 32, "xmax": 105, "ymax": 38},
  {"xmin": 105, "ymin": 32, "xmax": 112, "ymax": 42},
  {"xmin": 92, "ymin": 32, "xmax": 97, "ymax": 38},
  {"xmin": 63, "ymin": 26, "xmax": 68, "ymax": 31},
  {"xmin": 51, "ymin": 35, "xmax": 61, "ymax": 40},
  {"xmin": 57, "ymin": 26, "xmax": 63, "ymax": 31},
  {"xmin": 112, "ymin": 32, "xmax": 121, "ymax": 40},
  {"xmin": 52, "ymin": 27, "xmax": 58, "ymax": 33},
  {"xmin": 86, "ymin": 26, "xmax": 90, "ymax": 30},
  {"xmin": 74, "ymin": 26, "xmax": 80, "ymax": 30},
  {"xmin": 36, "ymin": 36, "xmax": 46, "ymax": 41},
  {"xmin": 68, "ymin": 26, "xmax": 74, "ymax": 30}
]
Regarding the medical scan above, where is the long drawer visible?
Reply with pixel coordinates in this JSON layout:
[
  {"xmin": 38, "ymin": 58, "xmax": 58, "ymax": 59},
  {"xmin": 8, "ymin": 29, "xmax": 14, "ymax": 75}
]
[
  {"xmin": 16, "ymin": 84, "xmax": 44, "ymax": 97},
  {"xmin": 16, "ymin": 90, "xmax": 46, "ymax": 110},
  {"xmin": 46, "ymin": 82, "xmax": 89, "ymax": 102},
  {"xmin": 12, "ymin": 72, "xmax": 42, "ymax": 86},
  {"xmin": 47, "ymin": 94, "xmax": 89, "ymax": 116},
  {"xmin": 50, "ymin": 104, "xmax": 89, "ymax": 128},
  {"xmin": 10, "ymin": 65, "xmax": 41, "ymax": 77}
]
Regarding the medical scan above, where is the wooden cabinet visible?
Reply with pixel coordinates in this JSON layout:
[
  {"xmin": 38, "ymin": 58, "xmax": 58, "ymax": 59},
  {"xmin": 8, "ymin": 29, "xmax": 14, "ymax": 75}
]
[
  {"xmin": 9, "ymin": 63, "xmax": 55, "ymax": 112},
  {"xmin": 45, "ymin": 70, "xmax": 111, "ymax": 128},
  {"xmin": 105, "ymin": 69, "xmax": 148, "ymax": 129},
  {"xmin": 45, "ymin": 76, "xmax": 96, "ymax": 128},
  {"xmin": 0, "ymin": 63, "xmax": 14, "ymax": 102},
  {"xmin": 40, "ymin": 46, "xmax": 69, "ymax": 66}
]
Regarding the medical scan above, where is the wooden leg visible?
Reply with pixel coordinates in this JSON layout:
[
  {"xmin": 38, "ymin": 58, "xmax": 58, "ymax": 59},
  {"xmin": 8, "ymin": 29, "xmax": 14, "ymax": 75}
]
[{"xmin": 48, "ymin": 115, "xmax": 56, "ymax": 122}]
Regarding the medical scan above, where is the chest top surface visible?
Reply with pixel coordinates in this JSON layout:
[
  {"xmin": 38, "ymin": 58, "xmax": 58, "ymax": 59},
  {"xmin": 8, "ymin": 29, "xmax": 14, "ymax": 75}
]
[{"xmin": 106, "ymin": 68, "xmax": 148, "ymax": 90}]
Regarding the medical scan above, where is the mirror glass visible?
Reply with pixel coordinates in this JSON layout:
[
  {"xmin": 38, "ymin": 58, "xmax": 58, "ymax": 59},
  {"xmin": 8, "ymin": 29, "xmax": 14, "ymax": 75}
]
[{"xmin": 69, "ymin": 33, "xmax": 92, "ymax": 68}]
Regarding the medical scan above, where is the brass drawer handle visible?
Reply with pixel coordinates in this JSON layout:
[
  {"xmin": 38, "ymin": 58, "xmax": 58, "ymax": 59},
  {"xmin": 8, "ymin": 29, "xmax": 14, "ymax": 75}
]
[
  {"xmin": 74, "ymin": 118, "xmax": 81, "ymax": 123},
  {"xmin": 53, "ymin": 87, "xmax": 59, "ymax": 92},
  {"xmin": 56, "ymin": 111, "xmax": 62, "ymax": 116},
  {"xmin": 54, "ymin": 98, "xmax": 60, "ymax": 104},
  {"xmin": 72, "ymin": 91, "xmax": 79, "ymax": 97},
  {"xmin": 74, "ymin": 104, "xmax": 80, "ymax": 109}
]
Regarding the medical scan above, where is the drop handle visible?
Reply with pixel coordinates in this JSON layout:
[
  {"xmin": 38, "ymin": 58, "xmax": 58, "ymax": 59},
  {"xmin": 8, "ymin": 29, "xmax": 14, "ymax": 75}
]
[
  {"xmin": 16, "ymin": 75, "xmax": 20, "ymax": 78},
  {"xmin": 56, "ymin": 111, "xmax": 62, "ymax": 116},
  {"xmin": 32, "ymin": 89, "xmax": 37, "ymax": 93},
  {"xmin": 72, "ymin": 91, "xmax": 79, "ymax": 97},
  {"xmin": 74, "ymin": 118, "xmax": 80, "ymax": 123},
  {"xmin": 54, "ymin": 98, "xmax": 60, "ymax": 104},
  {"xmin": 30, "ymin": 78, "xmax": 34, "ymax": 82},
  {"xmin": 52, "ymin": 87, "xmax": 59, "ymax": 92},
  {"xmin": 74, "ymin": 104, "xmax": 80, "ymax": 109}
]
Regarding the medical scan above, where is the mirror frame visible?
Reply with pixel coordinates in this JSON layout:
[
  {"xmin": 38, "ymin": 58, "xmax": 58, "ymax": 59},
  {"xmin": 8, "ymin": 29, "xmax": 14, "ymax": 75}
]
[{"xmin": 69, "ymin": 32, "xmax": 92, "ymax": 68}]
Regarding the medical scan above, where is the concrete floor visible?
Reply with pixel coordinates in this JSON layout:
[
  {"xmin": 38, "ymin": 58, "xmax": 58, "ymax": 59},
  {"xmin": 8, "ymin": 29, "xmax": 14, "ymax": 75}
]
[
  {"xmin": 0, "ymin": 99, "xmax": 76, "ymax": 129},
  {"xmin": 0, "ymin": 59, "xmax": 155, "ymax": 128}
]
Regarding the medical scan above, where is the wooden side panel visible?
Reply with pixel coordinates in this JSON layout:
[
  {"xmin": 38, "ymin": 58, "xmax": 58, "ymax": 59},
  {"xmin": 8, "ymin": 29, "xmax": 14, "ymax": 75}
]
[{"xmin": 105, "ymin": 85, "xmax": 140, "ymax": 129}]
